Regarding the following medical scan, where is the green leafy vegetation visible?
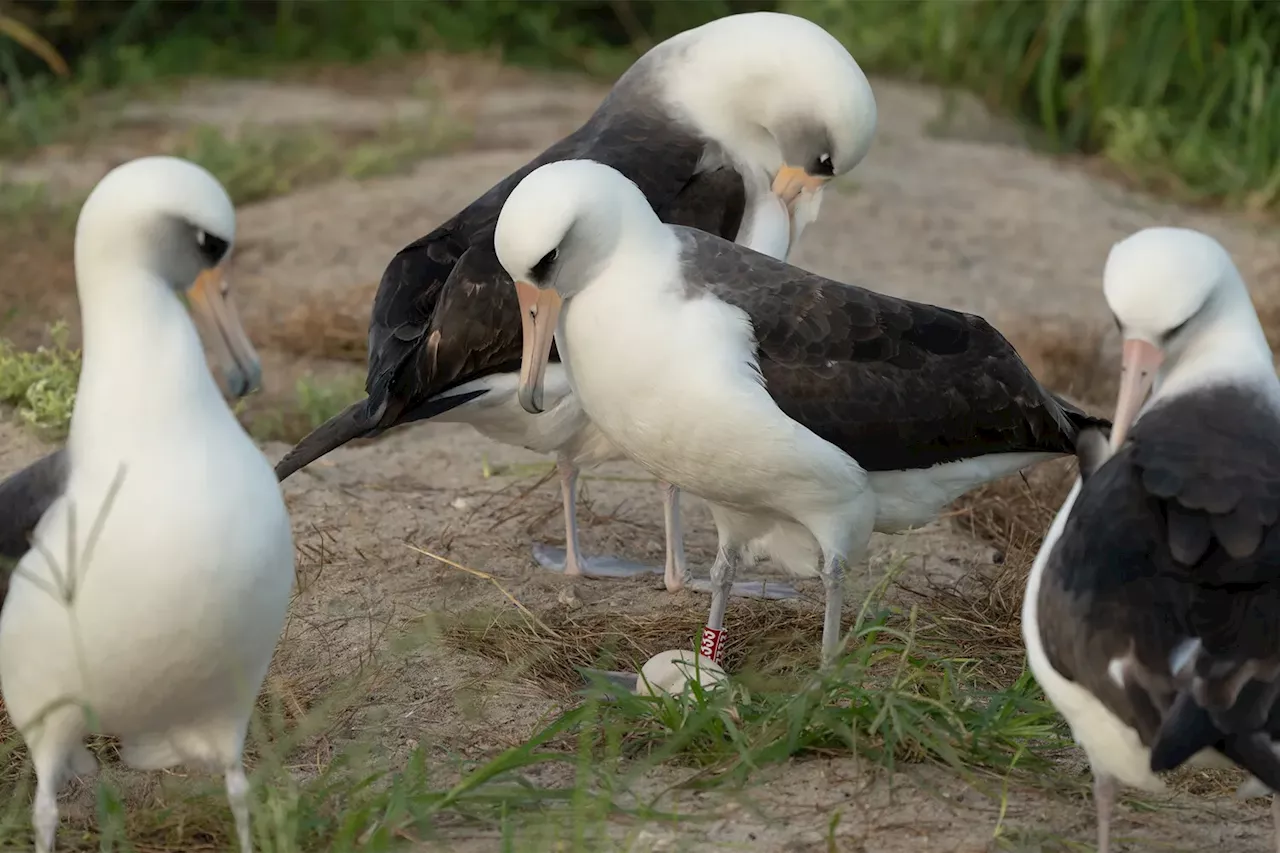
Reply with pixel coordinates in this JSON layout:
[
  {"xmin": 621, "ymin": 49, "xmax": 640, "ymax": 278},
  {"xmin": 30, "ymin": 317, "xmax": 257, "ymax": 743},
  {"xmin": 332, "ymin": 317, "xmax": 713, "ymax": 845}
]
[
  {"xmin": 172, "ymin": 118, "xmax": 470, "ymax": 206},
  {"xmin": 3, "ymin": 1, "xmax": 1279, "ymax": 210},
  {"xmin": 0, "ymin": 321, "xmax": 79, "ymax": 438},
  {"xmin": 802, "ymin": 0, "xmax": 1280, "ymax": 210},
  {"xmin": 0, "ymin": 576, "xmax": 1077, "ymax": 851},
  {"xmin": 246, "ymin": 373, "xmax": 366, "ymax": 444}
]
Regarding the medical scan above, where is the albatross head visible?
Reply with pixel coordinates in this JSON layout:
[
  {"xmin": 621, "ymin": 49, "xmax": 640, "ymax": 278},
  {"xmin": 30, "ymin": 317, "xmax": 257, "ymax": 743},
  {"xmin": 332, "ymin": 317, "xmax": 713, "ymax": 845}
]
[
  {"xmin": 494, "ymin": 159, "xmax": 653, "ymax": 415},
  {"xmin": 1103, "ymin": 226, "xmax": 1268, "ymax": 448},
  {"xmin": 644, "ymin": 12, "xmax": 876, "ymax": 247},
  {"xmin": 75, "ymin": 155, "xmax": 260, "ymax": 398}
]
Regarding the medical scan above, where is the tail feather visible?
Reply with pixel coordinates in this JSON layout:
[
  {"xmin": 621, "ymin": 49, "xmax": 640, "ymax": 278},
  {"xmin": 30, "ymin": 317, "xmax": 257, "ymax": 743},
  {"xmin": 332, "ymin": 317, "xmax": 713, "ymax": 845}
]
[
  {"xmin": 1221, "ymin": 733, "xmax": 1280, "ymax": 795},
  {"xmin": 275, "ymin": 400, "xmax": 372, "ymax": 481},
  {"xmin": 1051, "ymin": 392, "xmax": 1112, "ymax": 435},
  {"xmin": 1150, "ymin": 691, "xmax": 1220, "ymax": 772},
  {"xmin": 1151, "ymin": 689, "xmax": 1280, "ymax": 795}
]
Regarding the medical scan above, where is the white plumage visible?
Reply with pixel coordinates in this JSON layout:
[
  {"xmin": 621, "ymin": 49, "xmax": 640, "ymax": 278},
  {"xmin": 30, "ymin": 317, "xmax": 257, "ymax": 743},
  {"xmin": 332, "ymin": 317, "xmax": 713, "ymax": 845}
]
[
  {"xmin": 0, "ymin": 157, "xmax": 294, "ymax": 853},
  {"xmin": 495, "ymin": 159, "xmax": 1083, "ymax": 664},
  {"xmin": 1023, "ymin": 226, "xmax": 1280, "ymax": 853}
]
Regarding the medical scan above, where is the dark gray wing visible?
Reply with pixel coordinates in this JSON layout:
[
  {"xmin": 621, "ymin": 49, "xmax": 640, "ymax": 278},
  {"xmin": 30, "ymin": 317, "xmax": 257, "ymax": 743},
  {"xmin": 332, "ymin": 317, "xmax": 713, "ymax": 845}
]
[
  {"xmin": 0, "ymin": 448, "xmax": 68, "ymax": 606},
  {"xmin": 673, "ymin": 227, "xmax": 1108, "ymax": 470},
  {"xmin": 1038, "ymin": 386, "xmax": 1280, "ymax": 789},
  {"xmin": 277, "ymin": 96, "xmax": 746, "ymax": 481}
]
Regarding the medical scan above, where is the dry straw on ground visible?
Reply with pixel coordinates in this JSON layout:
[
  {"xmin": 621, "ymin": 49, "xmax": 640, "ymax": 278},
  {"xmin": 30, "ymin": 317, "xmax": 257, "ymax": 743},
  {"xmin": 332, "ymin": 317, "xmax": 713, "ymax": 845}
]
[
  {"xmin": 267, "ymin": 283, "xmax": 378, "ymax": 362},
  {"xmin": 438, "ymin": 598, "xmax": 830, "ymax": 690}
]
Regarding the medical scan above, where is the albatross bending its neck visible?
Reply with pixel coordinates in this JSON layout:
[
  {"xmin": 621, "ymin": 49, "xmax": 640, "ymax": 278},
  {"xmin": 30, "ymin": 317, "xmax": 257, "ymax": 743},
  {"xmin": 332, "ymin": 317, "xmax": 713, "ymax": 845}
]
[{"xmin": 0, "ymin": 156, "xmax": 293, "ymax": 853}]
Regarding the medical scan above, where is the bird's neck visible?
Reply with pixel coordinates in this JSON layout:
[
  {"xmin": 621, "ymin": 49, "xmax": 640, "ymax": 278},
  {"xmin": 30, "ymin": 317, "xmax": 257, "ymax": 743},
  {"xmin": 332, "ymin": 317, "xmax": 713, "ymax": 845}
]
[
  {"xmin": 71, "ymin": 268, "xmax": 230, "ymax": 456},
  {"xmin": 1154, "ymin": 306, "xmax": 1278, "ymax": 405}
]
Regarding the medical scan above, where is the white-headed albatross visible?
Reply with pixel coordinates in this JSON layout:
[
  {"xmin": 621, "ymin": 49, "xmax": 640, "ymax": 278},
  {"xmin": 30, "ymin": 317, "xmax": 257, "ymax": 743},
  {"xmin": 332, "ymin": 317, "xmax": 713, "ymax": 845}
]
[
  {"xmin": 0, "ymin": 156, "xmax": 294, "ymax": 853},
  {"xmin": 494, "ymin": 158, "xmax": 1107, "ymax": 665},
  {"xmin": 1024, "ymin": 227, "xmax": 1280, "ymax": 853},
  {"xmin": 272, "ymin": 11, "xmax": 877, "ymax": 600}
]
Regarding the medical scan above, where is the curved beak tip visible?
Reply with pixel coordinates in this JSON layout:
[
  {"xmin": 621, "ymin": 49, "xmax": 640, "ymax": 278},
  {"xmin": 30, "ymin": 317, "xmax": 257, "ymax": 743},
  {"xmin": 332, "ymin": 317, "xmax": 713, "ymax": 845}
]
[
  {"xmin": 515, "ymin": 279, "xmax": 560, "ymax": 418},
  {"xmin": 188, "ymin": 265, "xmax": 262, "ymax": 402},
  {"xmin": 519, "ymin": 387, "xmax": 544, "ymax": 415},
  {"xmin": 226, "ymin": 361, "xmax": 263, "ymax": 400}
]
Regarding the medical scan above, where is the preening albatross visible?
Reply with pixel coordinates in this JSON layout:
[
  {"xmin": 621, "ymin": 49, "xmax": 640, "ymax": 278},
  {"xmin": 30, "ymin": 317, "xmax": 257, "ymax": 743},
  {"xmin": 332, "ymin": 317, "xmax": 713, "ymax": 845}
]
[
  {"xmin": 273, "ymin": 11, "xmax": 877, "ymax": 598},
  {"xmin": 496, "ymin": 159, "xmax": 1106, "ymax": 665},
  {"xmin": 1024, "ymin": 227, "xmax": 1280, "ymax": 853},
  {"xmin": 0, "ymin": 157, "xmax": 294, "ymax": 853}
]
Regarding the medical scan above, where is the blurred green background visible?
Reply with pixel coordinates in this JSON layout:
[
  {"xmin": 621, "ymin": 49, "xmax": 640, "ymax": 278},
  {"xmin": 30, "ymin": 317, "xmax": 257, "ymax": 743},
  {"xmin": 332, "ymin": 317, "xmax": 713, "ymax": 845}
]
[{"xmin": 2, "ymin": 0, "xmax": 1279, "ymax": 210}]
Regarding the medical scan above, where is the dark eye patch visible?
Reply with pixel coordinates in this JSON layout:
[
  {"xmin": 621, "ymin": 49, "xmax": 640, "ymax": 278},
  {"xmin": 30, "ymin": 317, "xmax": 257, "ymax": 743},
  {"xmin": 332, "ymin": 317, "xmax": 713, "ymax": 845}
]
[
  {"xmin": 530, "ymin": 248, "xmax": 558, "ymax": 283},
  {"xmin": 1160, "ymin": 313, "xmax": 1193, "ymax": 345},
  {"xmin": 813, "ymin": 153, "xmax": 835, "ymax": 177},
  {"xmin": 195, "ymin": 229, "xmax": 230, "ymax": 267}
]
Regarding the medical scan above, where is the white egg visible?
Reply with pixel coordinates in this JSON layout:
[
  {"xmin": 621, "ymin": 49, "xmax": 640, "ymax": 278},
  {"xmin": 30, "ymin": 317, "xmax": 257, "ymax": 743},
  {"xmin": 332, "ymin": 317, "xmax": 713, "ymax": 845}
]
[{"xmin": 634, "ymin": 649, "xmax": 728, "ymax": 697}]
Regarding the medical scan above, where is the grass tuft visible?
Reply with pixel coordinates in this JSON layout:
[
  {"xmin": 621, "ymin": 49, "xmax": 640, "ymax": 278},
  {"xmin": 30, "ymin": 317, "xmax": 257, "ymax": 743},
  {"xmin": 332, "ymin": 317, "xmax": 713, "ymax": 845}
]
[
  {"xmin": 246, "ymin": 373, "xmax": 365, "ymax": 444},
  {"xmin": 0, "ymin": 321, "xmax": 79, "ymax": 437},
  {"xmin": 173, "ymin": 116, "xmax": 471, "ymax": 206},
  {"xmin": 436, "ymin": 570, "xmax": 1074, "ymax": 794}
]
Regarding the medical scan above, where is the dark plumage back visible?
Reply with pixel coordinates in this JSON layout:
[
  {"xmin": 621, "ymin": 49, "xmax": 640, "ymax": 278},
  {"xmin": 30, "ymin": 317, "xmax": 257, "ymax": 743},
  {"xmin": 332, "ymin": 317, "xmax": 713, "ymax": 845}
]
[
  {"xmin": 1039, "ymin": 386, "xmax": 1280, "ymax": 791},
  {"xmin": 0, "ymin": 448, "xmax": 67, "ymax": 607},
  {"xmin": 673, "ymin": 227, "xmax": 1110, "ymax": 470},
  {"xmin": 275, "ymin": 68, "xmax": 748, "ymax": 481}
]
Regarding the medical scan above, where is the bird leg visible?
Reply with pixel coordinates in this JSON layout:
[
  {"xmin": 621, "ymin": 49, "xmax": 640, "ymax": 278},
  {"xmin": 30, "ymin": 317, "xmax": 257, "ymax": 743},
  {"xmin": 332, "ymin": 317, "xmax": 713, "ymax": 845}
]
[
  {"xmin": 700, "ymin": 544, "xmax": 741, "ymax": 664},
  {"xmin": 662, "ymin": 482, "xmax": 688, "ymax": 592},
  {"xmin": 1094, "ymin": 773, "xmax": 1116, "ymax": 853},
  {"xmin": 558, "ymin": 457, "xmax": 586, "ymax": 577},
  {"xmin": 33, "ymin": 772, "xmax": 59, "ymax": 853},
  {"xmin": 533, "ymin": 473, "xmax": 793, "ymax": 599},
  {"xmin": 226, "ymin": 761, "xmax": 253, "ymax": 853},
  {"xmin": 531, "ymin": 457, "xmax": 661, "ymax": 578},
  {"xmin": 24, "ymin": 715, "xmax": 90, "ymax": 853},
  {"xmin": 819, "ymin": 550, "xmax": 847, "ymax": 665}
]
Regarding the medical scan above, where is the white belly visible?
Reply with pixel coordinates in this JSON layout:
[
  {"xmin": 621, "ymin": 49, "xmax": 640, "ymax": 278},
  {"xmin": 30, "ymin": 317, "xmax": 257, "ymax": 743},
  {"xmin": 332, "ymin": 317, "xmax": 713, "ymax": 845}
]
[
  {"xmin": 869, "ymin": 451, "xmax": 1058, "ymax": 532},
  {"xmin": 0, "ymin": 428, "xmax": 294, "ymax": 752},
  {"xmin": 1023, "ymin": 480, "xmax": 1168, "ymax": 791},
  {"xmin": 560, "ymin": 281, "xmax": 868, "ymax": 533},
  {"xmin": 570, "ymin": 294, "xmax": 860, "ymax": 504}
]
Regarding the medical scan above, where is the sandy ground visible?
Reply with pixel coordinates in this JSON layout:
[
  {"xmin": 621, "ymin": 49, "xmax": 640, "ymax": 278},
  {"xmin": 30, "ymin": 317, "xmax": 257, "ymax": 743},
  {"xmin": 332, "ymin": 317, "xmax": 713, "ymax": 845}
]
[{"xmin": 3, "ymin": 53, "xmax": 1280, "ymax": 852}]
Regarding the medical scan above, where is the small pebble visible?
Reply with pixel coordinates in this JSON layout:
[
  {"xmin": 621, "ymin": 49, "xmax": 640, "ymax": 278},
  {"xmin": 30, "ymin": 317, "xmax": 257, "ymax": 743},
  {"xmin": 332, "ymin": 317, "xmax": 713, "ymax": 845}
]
[{"xmin": 557, "ymin": 586, "xmax": 582, "ymax": 609}]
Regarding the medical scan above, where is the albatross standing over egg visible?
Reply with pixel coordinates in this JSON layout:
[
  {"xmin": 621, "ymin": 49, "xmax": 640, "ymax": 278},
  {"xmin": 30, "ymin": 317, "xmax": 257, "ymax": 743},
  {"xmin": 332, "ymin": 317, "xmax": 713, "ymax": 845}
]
[
  {"xmin": 0, "ymin": 156, "xmax": 294, "ymax": 853},
  {"xmin": 1024, "ymin": 227, "xmax": 1280, "ymax": 853},
  {"xmin": 496, "ymin": 159, "xmax": 1105, "ymax": 665},
  {"xmin": 273, "ymin": 11, "xmax": 877, "ymax": 599}
]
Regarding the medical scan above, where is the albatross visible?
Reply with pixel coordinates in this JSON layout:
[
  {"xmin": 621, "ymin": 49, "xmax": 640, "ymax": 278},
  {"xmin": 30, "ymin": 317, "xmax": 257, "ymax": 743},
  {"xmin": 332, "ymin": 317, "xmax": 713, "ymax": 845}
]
[
  {"xmin": 495, "ymin": 158, "xmax": 1107, "ymax": 665},
  {"xmin": 273, "ymin": 11, "xmax": 877, "ymax": 599},
  {"xmin": 0, "ymin": 156, "xmax": 294, "ymax": 853},
  {"xmin": 1024, "ymin": 227, "xmax": 1280, "ymax": 853}
]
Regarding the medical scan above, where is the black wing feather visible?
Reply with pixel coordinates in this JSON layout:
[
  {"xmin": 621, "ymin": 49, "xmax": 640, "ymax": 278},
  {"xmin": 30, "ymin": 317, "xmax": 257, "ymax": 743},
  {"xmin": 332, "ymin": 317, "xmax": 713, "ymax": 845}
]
[
  {"xmin": 0, "ymin": 448, "xmax": 68, "ymax": 607},
  {"xmin": 276, "ymin": 97, "xmax": 745, "ymax": 481},
  {"xmin": 1038, "ymin": 386, "xmax": 1280, "ymax": 786},
  {"xmin": 672, "ymin": 228, "xmax": 1107, "ymax": 470}
]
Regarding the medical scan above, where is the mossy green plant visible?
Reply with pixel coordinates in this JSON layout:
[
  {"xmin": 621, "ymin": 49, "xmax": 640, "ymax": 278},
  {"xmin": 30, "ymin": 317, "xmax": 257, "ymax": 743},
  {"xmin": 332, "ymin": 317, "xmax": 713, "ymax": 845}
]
[{"xmin": 0, "ymin": 322, "xmax": 80, "ymax": 438}]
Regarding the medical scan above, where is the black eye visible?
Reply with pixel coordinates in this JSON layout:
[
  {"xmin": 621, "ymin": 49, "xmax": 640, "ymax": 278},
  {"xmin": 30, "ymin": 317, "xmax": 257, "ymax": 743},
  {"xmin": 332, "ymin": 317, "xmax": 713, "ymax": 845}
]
[
  {"xmin": 813, "ymin": 153, "xmax": 835, "ymax": 177},
  {"xmin": 195, "ymin": 229, "xmax": 230, "ymax": 267},
  {"xmin": 530, "ymin": 248, "xmax": 558, "ymax": 282}
]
